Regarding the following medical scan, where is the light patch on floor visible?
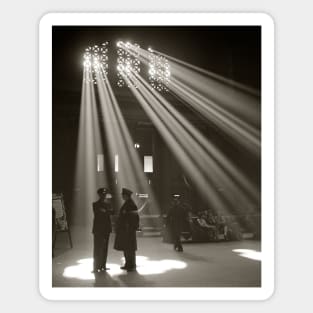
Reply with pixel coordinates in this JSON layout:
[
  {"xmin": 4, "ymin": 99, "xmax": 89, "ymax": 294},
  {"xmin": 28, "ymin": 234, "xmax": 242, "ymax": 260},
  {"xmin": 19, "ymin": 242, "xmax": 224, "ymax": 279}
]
[
  {"xmin": 232, "ymin": 249, "xmax": 261, "ymax": 261},
  {"xmin": 136, "ymin": 256, "xmax": 187, "ymax": 275},
  {"xmin": 63, "ymin": 255, "xmax": 187, "ymax": 280}
]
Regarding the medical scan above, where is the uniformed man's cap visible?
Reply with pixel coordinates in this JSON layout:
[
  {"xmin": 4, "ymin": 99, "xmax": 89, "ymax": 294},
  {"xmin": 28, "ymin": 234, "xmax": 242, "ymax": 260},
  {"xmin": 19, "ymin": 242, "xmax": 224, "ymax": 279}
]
[
  {"xmin": 172, "ymin": 193, "xmax": 181, "ymax": 198},
  {"xmin": 122, "ymin": 188, "xmax": 133, "ymax": 196},
  {"xmin": 97, "ymin": 187, "xmax": 108, "ymax": 195}
]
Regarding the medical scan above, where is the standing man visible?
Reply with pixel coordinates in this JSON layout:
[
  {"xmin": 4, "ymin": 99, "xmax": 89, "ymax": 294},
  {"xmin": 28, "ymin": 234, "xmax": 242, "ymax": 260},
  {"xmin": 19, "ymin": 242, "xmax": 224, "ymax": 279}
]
[
  {"xmin": 167, "ymin": 194, "xmax": 186, "ymax": 252},
  {"xmin": 114, "ymin": 188, "xmax": 139, "ymax": 272},
  {"xmin": 92, "ymin": 187, "xmax": 113, "ymax": 273}
]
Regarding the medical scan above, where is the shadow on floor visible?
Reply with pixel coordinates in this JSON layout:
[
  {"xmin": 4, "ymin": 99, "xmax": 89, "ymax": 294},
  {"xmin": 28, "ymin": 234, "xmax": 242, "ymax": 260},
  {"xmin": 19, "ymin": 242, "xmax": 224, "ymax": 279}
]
[
  {"xmin": 94, "ymin": 272, "xmax": 121, "ymax": 287},
  {"xmin": 116, "ymin": 270, "xmax": 155, "ymax": 287},
  {"xmin": 176, "ymin": 251, "xmax": 214, "ymax": 263}
]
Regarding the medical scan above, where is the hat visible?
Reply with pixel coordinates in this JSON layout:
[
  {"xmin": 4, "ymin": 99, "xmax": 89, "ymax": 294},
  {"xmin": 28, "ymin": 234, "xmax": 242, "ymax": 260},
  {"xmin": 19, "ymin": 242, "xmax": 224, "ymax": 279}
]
[
  {"xmin": 122, "ymin": 188, "xmax": 133, "ymax": 196},
  {"xmin": 97, "ymin": 187, "xmax": 108, "ymax": 195}
]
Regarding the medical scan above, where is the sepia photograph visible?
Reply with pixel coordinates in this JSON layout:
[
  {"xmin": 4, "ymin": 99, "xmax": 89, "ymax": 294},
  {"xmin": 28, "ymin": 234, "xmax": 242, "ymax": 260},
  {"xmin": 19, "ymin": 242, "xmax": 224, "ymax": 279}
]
[{"xmin": 39, "ymin": 13, "xmax": 274, "ymax": 300}]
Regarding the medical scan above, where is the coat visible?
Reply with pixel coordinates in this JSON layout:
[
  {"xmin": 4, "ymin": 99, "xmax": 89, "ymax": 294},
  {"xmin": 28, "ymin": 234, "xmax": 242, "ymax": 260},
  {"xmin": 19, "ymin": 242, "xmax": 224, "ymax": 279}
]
[
  {"xmin": 114, "ymin": 198, "xmax": 139, "ymax": 251},
  {"xmin": 167, "ymin": 201, "xmax": 186, "ymax": 236},
  {"xmin": 92, "ymin": 200, "xmax": 113, "ymax": 237}
]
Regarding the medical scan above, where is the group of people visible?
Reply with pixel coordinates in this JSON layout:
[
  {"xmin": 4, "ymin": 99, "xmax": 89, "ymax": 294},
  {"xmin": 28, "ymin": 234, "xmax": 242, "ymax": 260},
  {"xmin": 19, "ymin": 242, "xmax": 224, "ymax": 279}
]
[
  {"xmin": 195, "ymin": 210, "xmax": 245, "ymax": 241},
  {"xmin": 165, "ymin": 202, "xmax": 241, "ymax": 247},
  {"xmin": 92, "ymin": 187, "xmax": 139, "ymax": 273},
  {"xmin": 93, "ymin": 190, "xmax": 189, "ymax": 273},
  {"xmin": 92, "ymin": 189, "xmax": 241, "ymax": 273}
]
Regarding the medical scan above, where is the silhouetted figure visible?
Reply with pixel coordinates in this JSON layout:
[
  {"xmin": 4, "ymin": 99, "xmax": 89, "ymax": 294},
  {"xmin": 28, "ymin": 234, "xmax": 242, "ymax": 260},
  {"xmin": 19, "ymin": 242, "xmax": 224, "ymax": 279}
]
[
  {"xmin": 92, "ymin": 188, "xmax": 113, "ymax": 273},
  {"xmin": 217, "ymin": 214, "xmax": 228, "ymax": 239},
  {"xmin": 114, "ymin": 188, "xmax": 139, "ymax": 272},
  {"xmin": 167, "ymin": 194, "xmax": 186, "ymax": 252}
]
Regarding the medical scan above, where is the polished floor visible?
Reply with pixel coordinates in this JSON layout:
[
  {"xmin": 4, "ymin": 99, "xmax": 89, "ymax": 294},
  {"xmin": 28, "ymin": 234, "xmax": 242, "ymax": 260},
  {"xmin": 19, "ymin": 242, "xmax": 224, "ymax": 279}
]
[{"xmin": 53, "ymin": 227, "xmax": 261, "ymax": 287}]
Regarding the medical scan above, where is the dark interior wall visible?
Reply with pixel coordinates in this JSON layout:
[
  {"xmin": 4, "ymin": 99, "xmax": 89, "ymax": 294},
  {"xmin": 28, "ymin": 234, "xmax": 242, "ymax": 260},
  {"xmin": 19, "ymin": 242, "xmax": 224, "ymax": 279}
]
[
  {"xmin": 53, "ymin": 107, "xmax": 260, "ymax": 221},
  {"xmin": 52, "ymin": 26, "xmax": 261, "ymax": 222}
]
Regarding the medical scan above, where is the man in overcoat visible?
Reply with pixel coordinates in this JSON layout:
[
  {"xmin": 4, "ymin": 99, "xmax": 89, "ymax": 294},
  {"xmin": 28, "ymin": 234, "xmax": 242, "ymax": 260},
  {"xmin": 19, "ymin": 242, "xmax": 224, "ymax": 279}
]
[
  {"xmin": 167, "ymin": 194, "xmax": 186, "ymax": 252},
  {"xmin": 114, "ymin": 188, "xmax": 139, "ymax": 271},
  {"xmin": 92, "ymin": 187, "xmax": 113, "ymax": 273}
]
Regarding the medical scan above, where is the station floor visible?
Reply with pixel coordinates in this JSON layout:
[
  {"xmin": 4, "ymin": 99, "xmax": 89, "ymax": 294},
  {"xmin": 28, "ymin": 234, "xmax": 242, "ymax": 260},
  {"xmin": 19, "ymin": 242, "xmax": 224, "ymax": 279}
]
[{"xmin": 52, "ymin": 227, "xmax": 261, "ymax": 288}]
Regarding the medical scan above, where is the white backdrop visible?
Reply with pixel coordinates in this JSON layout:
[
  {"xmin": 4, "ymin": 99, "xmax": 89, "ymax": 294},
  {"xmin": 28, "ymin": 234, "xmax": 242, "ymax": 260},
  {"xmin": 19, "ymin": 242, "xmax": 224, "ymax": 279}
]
[{"xmin": 0, "ymin": 0, "xmax": 312, "ymax": 312}]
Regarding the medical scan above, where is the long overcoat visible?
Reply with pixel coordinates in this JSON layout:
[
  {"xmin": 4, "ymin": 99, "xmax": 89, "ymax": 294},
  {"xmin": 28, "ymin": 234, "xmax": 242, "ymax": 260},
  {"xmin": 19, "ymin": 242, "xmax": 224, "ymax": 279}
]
[
  {"xmin": 114, "ymin": 199, "xmax": 139, "ymax": 251},
  {"xmin": 167, "ymin": 202, "xmax": 186, "ymax": 237}
]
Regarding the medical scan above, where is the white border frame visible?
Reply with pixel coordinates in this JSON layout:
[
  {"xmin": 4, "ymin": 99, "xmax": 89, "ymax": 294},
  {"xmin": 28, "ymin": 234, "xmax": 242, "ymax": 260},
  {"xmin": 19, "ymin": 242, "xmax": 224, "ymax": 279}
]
[{"xmin": 39, "ymin": 13, "xmax": 274, "ymax": 301}]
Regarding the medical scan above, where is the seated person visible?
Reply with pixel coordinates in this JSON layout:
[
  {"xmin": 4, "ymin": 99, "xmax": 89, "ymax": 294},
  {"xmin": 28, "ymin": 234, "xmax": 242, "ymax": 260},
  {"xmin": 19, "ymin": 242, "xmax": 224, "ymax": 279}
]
[
  {"xmin": 196, "ymin": 213, "xmax": 218, "ymax": 240},
  {"xmin": 206, "ymin": 211, "xmax": 217, "ymax": 225},
  {"xmin": 216, "ymin": 214, "xmax": 228, "ymax": 239}
]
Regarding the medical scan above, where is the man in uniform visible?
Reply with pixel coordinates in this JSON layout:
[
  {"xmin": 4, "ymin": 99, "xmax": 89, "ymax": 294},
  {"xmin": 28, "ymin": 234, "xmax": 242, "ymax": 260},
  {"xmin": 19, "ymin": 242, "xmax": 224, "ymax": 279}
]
[
  {"xmin": 167, "ymin": 194, "xmax": 186, "ymax": 252},
  {"xmin": 92, "ymin": 187, "xmax": 113, "ymax": 273},
  {"xmin": 114, "ymin": 188, "xmax": 139, "ymax": 272}
]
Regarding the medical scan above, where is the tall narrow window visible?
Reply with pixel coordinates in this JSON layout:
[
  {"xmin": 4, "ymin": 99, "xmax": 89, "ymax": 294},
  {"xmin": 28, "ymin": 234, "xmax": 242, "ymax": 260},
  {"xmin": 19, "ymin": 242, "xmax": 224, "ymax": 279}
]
[
  {"xmin": 97, "ymin": 154, "xmax": 104, "ymax": 172},
  {"xmin": 144, "ymin": 156, "xmax": 153, "ymax": 173},
  {"xmin": 114, "ymin": 154, "xmax": 119, "ymax": 173}
]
